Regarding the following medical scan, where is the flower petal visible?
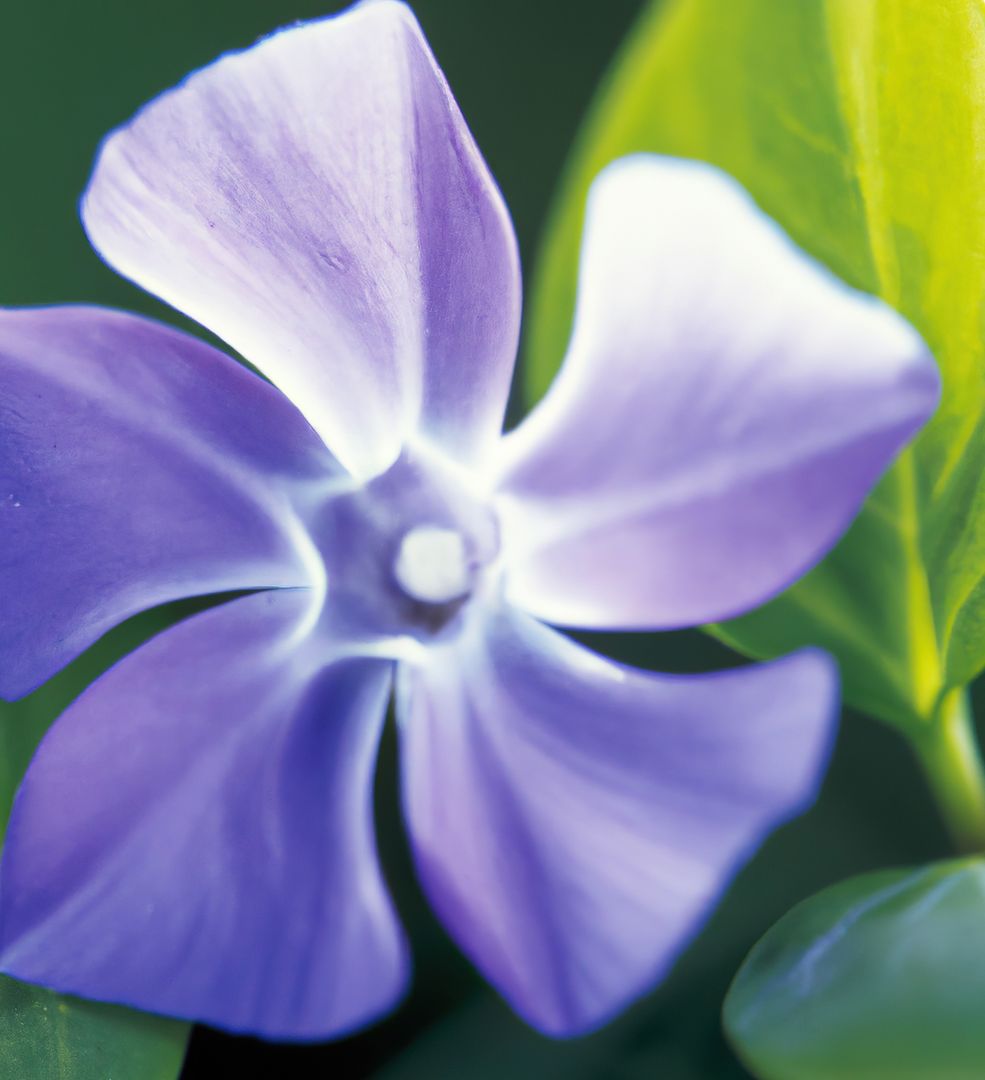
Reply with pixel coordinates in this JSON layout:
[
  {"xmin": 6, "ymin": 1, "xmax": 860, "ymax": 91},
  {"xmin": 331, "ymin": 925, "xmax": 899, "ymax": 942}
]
[
  {"xmin": 0, "ymin": 590, "xmax": 407, "ymax": 1040},
  {"xmin": 0, "ymin": 306, "xmax": 333, "ymax": 700},
  {"xmin": 397, "ymin": 603, "xmax": 837, "ymax": 1036},
  {"xmin": 82, "ymin": 1, "xmax": 521, "ymax": 478},
  {"xmin": 496, "ymin": 156, "xmax": 939, "ymax": 629}
]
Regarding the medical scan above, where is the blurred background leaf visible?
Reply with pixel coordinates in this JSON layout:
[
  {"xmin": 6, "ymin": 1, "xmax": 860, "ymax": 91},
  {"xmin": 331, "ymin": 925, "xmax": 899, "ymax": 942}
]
[
  {"xmin": 527, "ymin": 0, "xmax": 985, "ymax": 733},
  {"xmin": 724, "ymin": 859, "xmax": 985, "ymax": 1080},
  {"xmin": 0, "ymin": 977, "xmax": 188, "ymax": 1080}
]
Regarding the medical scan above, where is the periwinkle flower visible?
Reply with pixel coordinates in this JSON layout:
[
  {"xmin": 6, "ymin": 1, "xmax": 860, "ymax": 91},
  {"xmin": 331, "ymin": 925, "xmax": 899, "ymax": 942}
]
[{"xmin": 0, "ymin": 0, "xmax": 937, "ymax": 1042}]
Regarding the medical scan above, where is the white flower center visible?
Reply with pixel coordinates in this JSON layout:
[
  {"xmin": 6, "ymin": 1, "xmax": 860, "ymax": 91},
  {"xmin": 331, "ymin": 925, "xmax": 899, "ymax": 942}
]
[{"xmin": 393, "ymin": 525, "xmax": 472, "ymax": 605}]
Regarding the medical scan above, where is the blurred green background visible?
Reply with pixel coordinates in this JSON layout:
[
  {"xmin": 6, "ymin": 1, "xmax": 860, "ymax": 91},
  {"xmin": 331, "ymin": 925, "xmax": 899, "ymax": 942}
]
[{"xmin": 0, "ymin": 1, "xmax": 959, "ymax": 1076}]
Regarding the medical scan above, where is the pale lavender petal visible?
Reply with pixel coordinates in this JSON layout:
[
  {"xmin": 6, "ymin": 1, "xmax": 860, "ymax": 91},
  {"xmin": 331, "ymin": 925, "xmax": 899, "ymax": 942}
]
[
  {"xmin": 0, "ymin": 590, "xmax": 407, "ymax": 1040},
  {"xmin": 0, "ymin": 305, "xmax": 333, "ymax": 700},
  {"xmin": 398, "ymin": 603, "xmax": 837, "ymax": 1036},
  {"xmin": 496, "ymin": 156, "xmax": 939, "ymax": 630},
  {"xmin": 82, "ymin": 1, "xmax": 520, "ymax": 478}
]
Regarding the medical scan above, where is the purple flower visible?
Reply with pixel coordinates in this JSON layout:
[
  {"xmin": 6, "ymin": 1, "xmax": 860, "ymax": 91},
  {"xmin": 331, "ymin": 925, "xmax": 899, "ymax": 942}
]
[{"xmin": 0, "ymin": 0, "xmax": 937, "ymax": 1042}]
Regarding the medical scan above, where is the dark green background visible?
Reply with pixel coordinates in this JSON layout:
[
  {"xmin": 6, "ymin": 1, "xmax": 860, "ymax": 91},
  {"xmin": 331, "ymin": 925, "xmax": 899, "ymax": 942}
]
[{"xmin": 0, "ymin": 1, "xmax": 956, "ymax": 1076}]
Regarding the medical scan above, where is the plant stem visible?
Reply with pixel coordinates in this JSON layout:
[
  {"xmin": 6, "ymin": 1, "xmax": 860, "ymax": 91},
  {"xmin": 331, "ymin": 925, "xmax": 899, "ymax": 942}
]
[{"xmin": 914, "ymin": 688, "xmax": 985, "ymax": 854}]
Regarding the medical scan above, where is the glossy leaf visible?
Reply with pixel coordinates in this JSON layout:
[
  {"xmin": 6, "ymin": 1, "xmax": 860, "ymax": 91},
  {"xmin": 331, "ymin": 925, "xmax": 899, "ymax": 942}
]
[
  {"xmin": 723, "ymin": 859, "xmax": 985, "ymax": 1079},
  {"xmin": 525, "ymin": 0, "xmax": 985, "ymax": 727},
  {"xmin": 0, "ymin": 976, "xmax": 188, "ymax": 1080}
]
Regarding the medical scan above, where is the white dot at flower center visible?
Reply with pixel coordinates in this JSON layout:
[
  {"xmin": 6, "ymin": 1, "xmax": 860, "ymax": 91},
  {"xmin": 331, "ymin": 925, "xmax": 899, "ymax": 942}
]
[{"xmin": 393, "ymin": 525, "xmax": 472, "ymax": 605}]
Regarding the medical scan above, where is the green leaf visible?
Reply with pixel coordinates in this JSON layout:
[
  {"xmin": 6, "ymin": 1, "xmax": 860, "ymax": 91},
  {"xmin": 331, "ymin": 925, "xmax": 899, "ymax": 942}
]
[
  {"xmin": 525, "ymin": 0, "xmax": 985, "ymax": 728},
  {"xmin": 723, "ymin": 859, "xmax": 985, "ymax": 1080},
  {"xmin": 0, "ymin": 976, "xmax": 188, "ymax": 1080}
]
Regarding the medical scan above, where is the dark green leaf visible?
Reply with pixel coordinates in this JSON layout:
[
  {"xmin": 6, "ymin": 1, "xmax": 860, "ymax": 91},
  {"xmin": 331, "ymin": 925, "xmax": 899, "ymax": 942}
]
[
  {"xmin": 724, "ymin": 859, "xmax": 985, "ymax": 1079},
  {"xmin": 0, "ymin": 977, "xmax": 188, "ymax": 1080}
]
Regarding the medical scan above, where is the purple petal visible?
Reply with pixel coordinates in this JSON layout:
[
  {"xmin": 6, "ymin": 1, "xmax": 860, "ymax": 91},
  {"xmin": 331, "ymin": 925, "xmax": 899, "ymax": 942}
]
[
  {"xmin": 0, "ymin": 306, "xmax": 333, "ymax": 700},
  {"xmin": 82, "ymin": 1, "xmax": 521, "ymax": 478},
  {"xmin": 0, "ymin": 590, "xmax": 407, "ymax": 1040},
  {"xmin": 397, "ymin": 603, "xmax": 837, "ymax": 1036},
  {"xmin": 496, "ymin": 156, "xmax": 939, "ymax": 630}
]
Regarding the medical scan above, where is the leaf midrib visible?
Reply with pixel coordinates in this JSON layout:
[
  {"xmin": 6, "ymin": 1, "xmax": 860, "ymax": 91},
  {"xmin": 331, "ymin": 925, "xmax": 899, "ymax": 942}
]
[{"xmin": 825, "ymin": 0, "xmax": 945, "ymax": 722}]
